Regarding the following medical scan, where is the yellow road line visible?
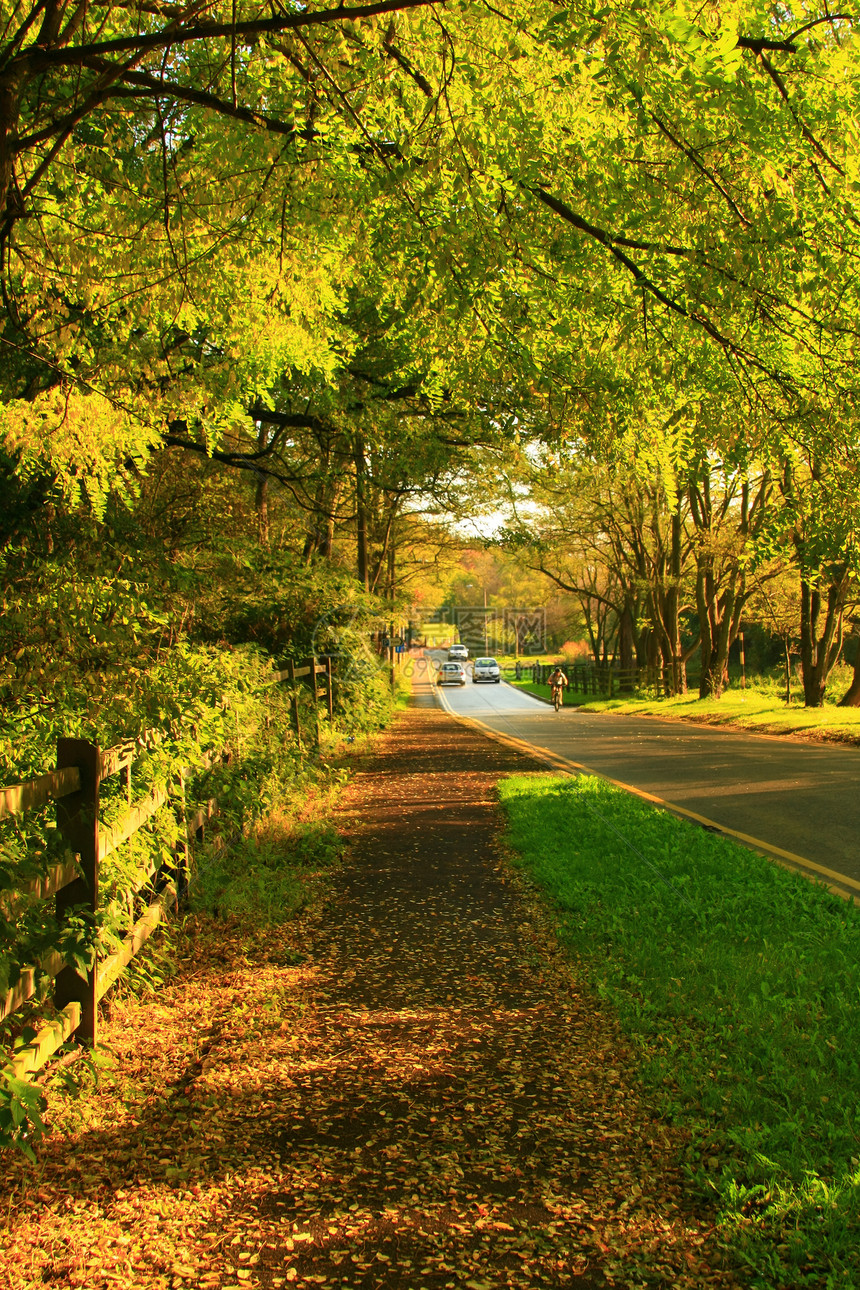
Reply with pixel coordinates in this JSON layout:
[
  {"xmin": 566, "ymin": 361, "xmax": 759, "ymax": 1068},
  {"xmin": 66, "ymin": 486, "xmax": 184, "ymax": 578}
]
[{"xmin": 433, "ymin": 684, "xmax": 860, "ymax": 903}]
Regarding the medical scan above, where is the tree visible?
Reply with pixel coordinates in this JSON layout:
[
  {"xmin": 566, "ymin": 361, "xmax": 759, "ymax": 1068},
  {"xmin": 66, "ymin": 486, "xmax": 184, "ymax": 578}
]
[
  {"xmin": 775, "ymin": 438, "xmax": 860, "ymax": 706},
  {"xmin": 688, "ymin": 463, "xmax": 773, "ymax": 699}
]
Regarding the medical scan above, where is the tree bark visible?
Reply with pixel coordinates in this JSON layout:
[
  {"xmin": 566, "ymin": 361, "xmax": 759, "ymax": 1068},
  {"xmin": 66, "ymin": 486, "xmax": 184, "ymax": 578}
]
[
  {"xmin": 617, "ymin": 597, "xmax": 636, "ymax": 689},
  {"xmin": 651, "ymin": 507, "xmax": 686, "ymax": 695},
  {"xmin": 799, "ymin": 572, "xmax": 847, "ymax": 707},
  {"xmin": 354, "ymin": 435, "xmax": 369, "ymax": 593},
  {"xmin": 255, "ymin": 424, "xmax": 269, "ymax": 546},
  {"xmin": 691, "ymin": 473, "xmax": 768, "ymax": 699}
]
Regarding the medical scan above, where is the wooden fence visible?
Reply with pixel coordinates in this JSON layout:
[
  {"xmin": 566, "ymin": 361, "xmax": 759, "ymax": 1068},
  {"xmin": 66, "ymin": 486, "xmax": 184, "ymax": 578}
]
[
  {"xmin": 518, "ymin": 662, "xmax": 700, "ymax": 698},
  {"xmin": 1, "ymin": 657, "xmax": 333, "ymax": 1083},
  {"xmin": 273, "ymin": 656, "xmax": 334, "ymax": 745}
]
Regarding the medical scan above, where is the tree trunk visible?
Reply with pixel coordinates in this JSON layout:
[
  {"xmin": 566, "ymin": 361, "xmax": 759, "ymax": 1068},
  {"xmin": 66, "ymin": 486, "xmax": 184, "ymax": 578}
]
[
  {"xmin": 799, "ymin": 573, "xmax": 846, "ymax": 707},
  {"xmin": 0, "ymin": 70, "xmax": 23, "ymax": 232},
  {"xmin": 369, "ymin": 499, "xmax": 399, "ymax": 594},
  {"xmin": 838, "ymin": 636, "xmax": 860, "ymax": 707},
  {"xmin": 354, "ymin": 436, "xmax": 369, "ymax": 593},
  {"xmin": 251, "ymin": 421, "xmax": 270, "ymax": 546},
  {"xmin": 618, "ymin": 598, "xmax": 636, "ymax": 689},
  {"xmin": 654, "ymin": 506, "xmax": 687, "ymax": 695},
  {"xmin": 698, "ymin": 579, "xmax": 740, "ymax": 699}
]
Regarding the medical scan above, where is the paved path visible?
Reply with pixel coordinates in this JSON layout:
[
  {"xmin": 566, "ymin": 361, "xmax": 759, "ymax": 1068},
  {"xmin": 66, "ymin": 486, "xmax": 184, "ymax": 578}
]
[
  {"xmin": 0, "ymin": 700, "xmax": 742, "ymax": 1290},
  {"xmin": 425, "ymin": 654, "xmax": 860, "ymax": 897}
]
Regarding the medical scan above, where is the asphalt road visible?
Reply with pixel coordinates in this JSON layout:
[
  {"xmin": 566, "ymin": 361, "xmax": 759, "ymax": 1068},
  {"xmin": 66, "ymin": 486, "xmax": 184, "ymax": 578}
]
[{"xmin": 423, "ymin": 653, "xmax": 860, "ymax": 898}]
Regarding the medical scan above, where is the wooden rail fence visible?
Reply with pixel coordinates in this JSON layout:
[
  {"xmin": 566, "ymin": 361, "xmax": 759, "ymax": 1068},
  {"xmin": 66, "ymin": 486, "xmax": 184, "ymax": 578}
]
[
  {"xmin": 517, "ymin": 662, "xmax": 700, "ymax": 698},
  {"xmin": 1, "ymin": 657, "xmax": 334, "ymax": 1083}
]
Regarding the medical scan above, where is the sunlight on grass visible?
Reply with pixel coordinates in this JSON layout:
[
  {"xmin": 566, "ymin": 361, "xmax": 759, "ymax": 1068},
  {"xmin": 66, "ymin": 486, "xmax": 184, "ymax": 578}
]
[
  {"xmin": 499, "ymin": 773, "xmax": 860, "ymax": 1286},
  {"xmin": 187, "ymin": 784, "xmax": 345, "ymax": 926},
  {"xmin": 588, "ymin": 689, "xmax": 860, "ymax": 738}
]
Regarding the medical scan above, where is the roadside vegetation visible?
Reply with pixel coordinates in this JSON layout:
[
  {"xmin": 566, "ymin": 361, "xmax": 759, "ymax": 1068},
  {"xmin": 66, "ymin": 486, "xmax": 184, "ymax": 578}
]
[
  {"xmin": 499, "ymin": 772, "xmax": 860, "ymax": 1287},
  {"xmin": 0, "ymin": 565, "xmax": 400, "ymax": 1156}
]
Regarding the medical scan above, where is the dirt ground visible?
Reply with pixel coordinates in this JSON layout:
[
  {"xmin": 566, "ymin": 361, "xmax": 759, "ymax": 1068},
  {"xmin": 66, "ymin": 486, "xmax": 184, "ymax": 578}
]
[{"xmin": 0, "ymin": 698, "xmax": 743, "ymax": 1289}]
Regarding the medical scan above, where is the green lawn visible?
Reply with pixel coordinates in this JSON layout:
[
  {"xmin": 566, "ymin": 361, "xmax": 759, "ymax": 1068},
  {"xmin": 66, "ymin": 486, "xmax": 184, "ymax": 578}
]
[
  {"xmin": 499, "ymin": 773, "xmax": 860, "ymax": 1287},
  {"xmin": 574, "ymin": 688, "xmax": 860, "ymax": 743}
]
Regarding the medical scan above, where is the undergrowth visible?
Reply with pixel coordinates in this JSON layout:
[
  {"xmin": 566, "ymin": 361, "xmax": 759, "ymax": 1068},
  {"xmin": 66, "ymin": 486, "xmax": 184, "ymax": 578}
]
[
  {"xmin": 498, "ymin": 773, "xmax": 860, "ymax": 1289},
  {"xmin": 187, "ymin": 782, "xmax": 346, "ymax": 926}
]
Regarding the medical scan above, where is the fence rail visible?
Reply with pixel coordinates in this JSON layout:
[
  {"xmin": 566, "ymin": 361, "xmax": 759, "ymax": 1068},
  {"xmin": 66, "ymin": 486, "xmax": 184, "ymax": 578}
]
[
  {"xmin": 1, "ymin": 656, "xmax": 335, "ymax": 1084},
  {"xmin": 0, "ymin": 766, "xmax": 80, "ymax": 821}
]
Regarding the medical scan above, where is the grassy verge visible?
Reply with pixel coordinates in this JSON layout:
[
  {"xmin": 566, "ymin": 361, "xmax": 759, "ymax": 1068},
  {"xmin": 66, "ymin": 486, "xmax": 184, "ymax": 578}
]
[
  {"xmin": 506, "ymin": 675, "xmax": 860, "ymax": 744},
  {"xmin": 498, "ymin": 773, "xmax": 860, "ymax": 1287},
  {"xmin": 574, "ymin": 689, "xmax": 860, "ymax": 742}
]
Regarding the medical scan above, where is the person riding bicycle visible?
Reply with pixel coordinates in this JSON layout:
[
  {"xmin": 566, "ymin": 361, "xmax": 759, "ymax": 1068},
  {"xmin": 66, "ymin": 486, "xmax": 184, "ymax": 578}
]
[{"xmin": 548, "ymin": 665, "xmax": 568, "ymax": 707}]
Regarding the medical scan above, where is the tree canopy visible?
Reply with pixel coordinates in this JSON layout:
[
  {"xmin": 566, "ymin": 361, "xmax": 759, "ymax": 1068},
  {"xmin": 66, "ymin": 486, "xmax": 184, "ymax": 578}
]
[{"xmin": 3, "ymin": 0, "xmax": 860, "ymax": 701}]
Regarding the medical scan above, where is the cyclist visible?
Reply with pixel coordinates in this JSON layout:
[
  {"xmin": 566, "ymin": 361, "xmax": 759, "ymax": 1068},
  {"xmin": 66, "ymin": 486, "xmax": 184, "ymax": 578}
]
[{"xmin": 547, "ymin": 664, "xmax": 569, "ymax": 710}]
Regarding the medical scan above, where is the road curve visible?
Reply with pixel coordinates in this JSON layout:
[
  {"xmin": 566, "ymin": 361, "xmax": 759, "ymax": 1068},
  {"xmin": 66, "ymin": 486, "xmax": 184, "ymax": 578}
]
[{"xmin": 419, "ymin": 653, "xmax": 860, "ymax": 900}]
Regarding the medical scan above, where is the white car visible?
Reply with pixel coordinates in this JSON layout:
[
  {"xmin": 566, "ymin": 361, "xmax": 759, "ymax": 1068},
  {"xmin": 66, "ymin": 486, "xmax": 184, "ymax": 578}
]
[
  {"xmin": 447, "ymin": 644, "xmax": 469, "ymax": 661},
  {"xmin": 472, "ymin": 656, "xmax": 501, "ymax": 683},
  {"xmin": 438, "ymin": 661, "xmax": 467, "ymax": 686}
]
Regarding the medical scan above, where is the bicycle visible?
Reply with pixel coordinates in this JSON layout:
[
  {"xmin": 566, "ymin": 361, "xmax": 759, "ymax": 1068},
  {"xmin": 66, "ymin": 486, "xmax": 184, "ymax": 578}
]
[{"xmin": 551, "ymin": 683, "xmax": 564, "ymax": 711}]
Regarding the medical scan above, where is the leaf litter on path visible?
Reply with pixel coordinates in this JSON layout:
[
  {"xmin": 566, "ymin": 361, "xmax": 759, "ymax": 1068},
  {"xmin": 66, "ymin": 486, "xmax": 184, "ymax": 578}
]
[{"xmin": 0, "ymin": 705, "xmax": 743, "ymax": 1288}]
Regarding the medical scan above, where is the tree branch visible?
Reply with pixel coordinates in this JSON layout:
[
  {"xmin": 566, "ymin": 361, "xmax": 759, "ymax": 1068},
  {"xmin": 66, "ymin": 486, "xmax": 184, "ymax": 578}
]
[
  {"xmin": 736, "ymin": 14, "xmax": 856, "ymax": 53},
  {"xmin": 13, "ymin": 0, "xmax": 442, "ymax": 68},
  {"xmin": 650, "ymin": 113, "xmax": 751, "ymax": 227},
  {"xmin": 15, "ymin": 61, "xmax": 317, "ymax": 149}
]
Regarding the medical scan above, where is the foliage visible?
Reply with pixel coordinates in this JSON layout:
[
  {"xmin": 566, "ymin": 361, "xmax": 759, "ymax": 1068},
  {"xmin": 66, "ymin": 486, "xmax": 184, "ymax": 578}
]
[
  {"xmin": 0, "ymin": 539, "xmax": 397, "ymax": 1155},
  {"xmin": 0, "ymin": 1043, "xmax": 47, "ymax": 1162},
  {"xmin": 500, "ymin": 773, "xmax": 860, "ymax": 1283}
]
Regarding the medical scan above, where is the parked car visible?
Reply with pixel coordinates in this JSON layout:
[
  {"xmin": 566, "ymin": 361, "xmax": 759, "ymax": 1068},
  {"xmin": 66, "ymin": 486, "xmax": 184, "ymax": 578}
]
[
  {"xmin": 447, "ymin": 644, "xmax": 469, "ymax": 661},
  {"xmin": 472, "ymin": 656, "xmax": 501, "ymax": 683},
  {"xmin": 438, "ymin": 661, "xmax": 467, "ymax": 686}
]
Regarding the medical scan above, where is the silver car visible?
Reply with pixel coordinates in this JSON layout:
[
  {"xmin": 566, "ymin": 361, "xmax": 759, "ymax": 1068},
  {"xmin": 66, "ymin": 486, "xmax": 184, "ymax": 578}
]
[
  {"xmin": 438, "ymin": 661, "xmax": 467, "ymax": 686},
  {"xmin": 472, "ymin": 656, "xmax": 501, "ymax": 683}
]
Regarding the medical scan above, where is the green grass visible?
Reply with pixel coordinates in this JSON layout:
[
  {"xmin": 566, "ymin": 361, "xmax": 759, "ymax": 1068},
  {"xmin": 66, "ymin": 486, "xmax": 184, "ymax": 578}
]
[
  {"xmin": 575, "ymin": 688, "xmax": 860, "ymax": 742},
  {"xmin": 498, "ymin": 773, "xmax": 860, "ymax": 1287},
  {"xmin": 187, "ymin": 821, "xmax": 343, "ymax": 926}
]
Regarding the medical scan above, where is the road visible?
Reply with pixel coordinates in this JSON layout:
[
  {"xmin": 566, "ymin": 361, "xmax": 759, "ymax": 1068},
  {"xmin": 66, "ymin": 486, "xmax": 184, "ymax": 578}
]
[{"xmin": 422, "ymin": 654, "xmax": 860, "ymax": 899}]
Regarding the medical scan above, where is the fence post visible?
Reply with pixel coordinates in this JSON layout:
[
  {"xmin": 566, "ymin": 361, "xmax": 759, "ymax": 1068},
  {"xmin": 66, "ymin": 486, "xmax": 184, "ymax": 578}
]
[
  {"xmin": 176, "ymin": 769, "xmax": 189, "ymax": 904},
  {"xmin": 55, "ymin": 738, "xmax": 101, "ymax": 1047},
  {"xmin": 288, "ymin": 659, "xmax": 302, "ymax": 746},
  {"xmin": 309, "ymin": 656, "xmax": 322, "ymax": 749},
  {"xmin": 325, "ymin": 656, "xmax": 334, "ymax": 723}
]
